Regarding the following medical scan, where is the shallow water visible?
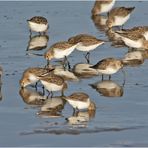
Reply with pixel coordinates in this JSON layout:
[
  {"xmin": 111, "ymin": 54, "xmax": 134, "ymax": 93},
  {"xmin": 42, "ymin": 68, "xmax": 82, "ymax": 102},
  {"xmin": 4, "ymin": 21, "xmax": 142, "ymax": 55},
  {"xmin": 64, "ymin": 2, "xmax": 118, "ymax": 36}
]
[{"xmin": 0, "ymin": 1, "xmax": 148, "ymax": 147}]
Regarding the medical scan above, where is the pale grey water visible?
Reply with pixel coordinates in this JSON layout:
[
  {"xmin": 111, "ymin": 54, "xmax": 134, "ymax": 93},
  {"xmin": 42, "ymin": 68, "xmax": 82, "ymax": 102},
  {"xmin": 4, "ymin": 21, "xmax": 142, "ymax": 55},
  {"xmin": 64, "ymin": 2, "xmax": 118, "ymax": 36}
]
[{"xmin": 0, "ymin": 1, "xmax": 148, "ymax": 147}]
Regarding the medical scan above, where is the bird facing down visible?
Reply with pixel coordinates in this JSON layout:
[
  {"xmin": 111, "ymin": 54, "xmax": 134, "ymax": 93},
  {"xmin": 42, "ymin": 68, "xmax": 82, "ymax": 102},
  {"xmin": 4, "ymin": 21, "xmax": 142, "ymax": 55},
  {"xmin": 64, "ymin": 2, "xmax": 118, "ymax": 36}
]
[
  {"xmin": 68, "ymin": 34, "xmax": 104, "ymax": 63},
  {"xmin": 63, "ymin": 92, "xmax": 96, "ymax": 111},
  {"xmin": 116, "ymin": 26, "xmax": 148, "ymax": 40},
  {"xmin": 39, "ymin": 74, "xmax": 67, "ymax": 97},
  {"xmin": 106, "ymin": 7, "xmax": 135, "ymax": 28},
  {"xmin": 20, "ymin": 67, "xmax": 54, "ymax": 88},
  {"xmin": 27, "ymin": 16, "xmax": 49, "ymax": 35},
  {"xmin": 90, "ymin": 58, "xmax": 124, "ymax": 79},
  {"xmin": 91, "ymin": 0, "xmax": 116, "ymax": 16},
  {"xmin": 115, "ymin": 31, "xmax": 148, "ymax": 50},
  {"xmin": 44, "ymin": 41, "xmax": 78, "ymax": 68}
]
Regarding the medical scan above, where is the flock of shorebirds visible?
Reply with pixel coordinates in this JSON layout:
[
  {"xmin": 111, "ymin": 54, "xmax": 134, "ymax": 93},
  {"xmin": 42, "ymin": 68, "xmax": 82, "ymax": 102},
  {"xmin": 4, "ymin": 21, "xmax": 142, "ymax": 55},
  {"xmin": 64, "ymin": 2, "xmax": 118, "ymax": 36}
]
[{"xmin": 1, "ymin": 0, "xmax": 148, "ymax": 121}]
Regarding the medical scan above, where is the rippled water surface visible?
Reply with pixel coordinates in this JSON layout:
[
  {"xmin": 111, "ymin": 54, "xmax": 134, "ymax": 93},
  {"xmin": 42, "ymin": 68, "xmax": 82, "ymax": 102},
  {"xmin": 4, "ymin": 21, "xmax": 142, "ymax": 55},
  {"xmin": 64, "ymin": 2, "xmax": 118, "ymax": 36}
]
[{"xmin": 0, "ymin": 1, "xmax": 148, "ymax": 147}]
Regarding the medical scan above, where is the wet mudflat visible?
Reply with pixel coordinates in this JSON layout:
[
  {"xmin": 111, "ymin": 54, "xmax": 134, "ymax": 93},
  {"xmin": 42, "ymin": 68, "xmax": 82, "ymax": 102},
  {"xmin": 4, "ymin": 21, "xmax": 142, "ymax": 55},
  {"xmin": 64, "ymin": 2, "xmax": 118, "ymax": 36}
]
[{"xmin": 0, "ymin": 1, "xmax": 148, "ymax": 147}]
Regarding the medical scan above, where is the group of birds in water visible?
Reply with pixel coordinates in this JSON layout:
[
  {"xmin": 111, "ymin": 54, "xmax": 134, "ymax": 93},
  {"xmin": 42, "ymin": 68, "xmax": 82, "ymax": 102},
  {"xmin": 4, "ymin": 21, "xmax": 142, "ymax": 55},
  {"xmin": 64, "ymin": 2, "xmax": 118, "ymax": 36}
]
[{"xmin": 1, "ymin": 0, "xmax": 148, "ymax": 123}]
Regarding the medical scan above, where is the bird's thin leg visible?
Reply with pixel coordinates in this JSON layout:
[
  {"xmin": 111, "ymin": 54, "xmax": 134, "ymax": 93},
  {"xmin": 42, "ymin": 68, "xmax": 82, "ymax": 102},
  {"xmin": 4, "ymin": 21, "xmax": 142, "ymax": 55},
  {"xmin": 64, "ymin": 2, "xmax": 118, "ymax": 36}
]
[
  {"xmin": 51, "ymin": 91, "xmax": 53, "ymax": 98},
  {"xmin": 64, "ymin": 56, "xmax": 71, "ymax": 70},
  {"xmin": 42, "ymin": 86, "xmax": 45, "ymax": 95},
  {"xmin": 85, "ymin": 52, "xmax": 90, "ymax": 64},
  {"xmin": 35, "ymin": 82, "xmax": 38, "ymax": 91},
  {"xmin": 121, "ymin": 68, "xmax": 126, "ymax": 87},
  {"xmin": 109, "ymin": 75, "xmax": 111, "ymax": 80},
  {"xmin": 29, "ymin": 29, "xmax": 32, "ymax": 38},
  {"xmin": 47, "ymin": 60, "xmax": 50, "ymax": 66},
  {"xmin": 101, "ymin": 75, "xmax": 104, "ymax": 81}
]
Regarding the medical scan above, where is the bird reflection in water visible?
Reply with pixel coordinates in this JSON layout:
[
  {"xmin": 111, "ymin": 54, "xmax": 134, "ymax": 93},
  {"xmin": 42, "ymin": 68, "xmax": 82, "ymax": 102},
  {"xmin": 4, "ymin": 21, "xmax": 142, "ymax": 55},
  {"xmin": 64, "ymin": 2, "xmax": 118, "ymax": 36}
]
[
  {"xmin": 72, "ymin": 63, "xmax": 98, "ymax": 79},
  {"xmin": 91, "ymin": 14, "xmax": 108, "ymax": 32},
  {"xmin": 89, "ymin": 80, "xmax": 124, "ymax": 97},
  {"xmin": 37, "ymin": 96, "xmax": 66, "ymax": 118},
  {"xmin": 65, "ymin": 110, "xmax": 96, "ymax": 127},
  {"xmin": 27, "ymin": 35, "xmax": 49, "ymax": 51},
  {"xmin": 19, "ymin": 87, "xmax": 46, "ymax": 106}
]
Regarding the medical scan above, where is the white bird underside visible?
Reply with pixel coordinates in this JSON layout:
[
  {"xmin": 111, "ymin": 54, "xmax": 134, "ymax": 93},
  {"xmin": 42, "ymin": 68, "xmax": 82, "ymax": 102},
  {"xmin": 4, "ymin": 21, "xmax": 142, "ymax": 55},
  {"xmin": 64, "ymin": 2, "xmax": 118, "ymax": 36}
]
[
  {"xmin": 67, "ymin": 99, "xmax": 90, "ymax": 110},
  {"xmin": 121, "ymin": 37, "xmax": 143, "ymax": 48},
  {"xmin": 28, "ymin": 21, "xmax": 48, "ymax": 32},
  {"xmin": 40, "ymin": 81, "xmax": 63, "ymax": 92},
  {"xmin": 54, "ymin": 45, "xmax": 77, "ymax": 59},
  {"xmin": 100, "ymin": 0, "xmax": 116, "ymax": 14},
  {"xmin": 113, "ymin": 14, "xmax": 130, "ymax": 27},
  {"xmin": 76, "ymin": 42, "xmax": 104, "ymax": 52},
  {"xmin": 97, "ymin": 68, "xmax": 119, "ymax": 75}
]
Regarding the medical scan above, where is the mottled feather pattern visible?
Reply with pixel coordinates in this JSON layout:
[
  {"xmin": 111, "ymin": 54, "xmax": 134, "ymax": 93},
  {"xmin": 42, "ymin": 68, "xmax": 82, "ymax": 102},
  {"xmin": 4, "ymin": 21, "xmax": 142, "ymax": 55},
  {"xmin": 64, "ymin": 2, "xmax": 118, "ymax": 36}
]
[
  {"xmin": 29, "ymin": 16, "xmax": 48, "ymax": 25},
  {"xmin": 91, "ymin": 58, "xmax": 122, "ymax": 70},
  {"xmin": 50, "ymin": 41, "xmax": 75, "ymax": 50},
  {"xmin": 67, "ymin": 92, "xmax": 89, "ymax": 102},
  {"xmin": 68, "ymin": 34, "xmax": 104, "ymax": 46},
  {"xmin": 108, "ymin": 7, "xmax": 135, "ymax": 18},
  {"xmin": 40, "ymin": 74, "xmax": 64, "ymax": 85}
]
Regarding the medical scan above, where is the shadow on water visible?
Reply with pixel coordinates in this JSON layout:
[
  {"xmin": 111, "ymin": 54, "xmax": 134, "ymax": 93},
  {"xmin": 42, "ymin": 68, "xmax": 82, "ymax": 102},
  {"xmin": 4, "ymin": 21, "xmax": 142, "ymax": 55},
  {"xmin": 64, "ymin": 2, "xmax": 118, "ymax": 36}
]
[{"xmin": 20, "ymin": 125, "xmax": 146, "ymax": 136}]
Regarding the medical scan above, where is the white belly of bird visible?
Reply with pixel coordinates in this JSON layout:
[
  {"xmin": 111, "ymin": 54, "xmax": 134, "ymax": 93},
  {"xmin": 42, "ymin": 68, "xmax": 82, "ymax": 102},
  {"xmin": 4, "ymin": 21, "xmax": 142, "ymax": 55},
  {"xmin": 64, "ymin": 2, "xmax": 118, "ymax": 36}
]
[
  {"xmin": 143, "ymin": 31, "xmax": 148, "ymax": 40},
  {"xmin": 54, "ymin": 45, "xmax": 76, "ymax": 59},
  {"xmin": 67, "ymin": 99, "xmax": 90, "ymax": 110},
  {"xmin": 28, "ymin": 22, "xmax": 48, "ymax": 32},
  {"xmin": 97, "ymin": 67, "xmax": 119, "ymax": 75},
  {"xmin": 101, "ymin": 0, "xmax": 116, "ymax": 13},
  {"xmin": 40, "ymin": 81, "xmax": 63, "ymax": 92},
  {"xmin": 76, "ymin": 43, "xmax": 103, "ymax": 52},
  {"xmin": 29, "ymin": 74, "xmax": 39, "ymax": 83},
  {"xmin": 122, "ymin": 37, "xmax": 142, "ymax": 48},
  {"xmin": 113, "ymin": 14, "xmax": 130, "ymax": 26}
]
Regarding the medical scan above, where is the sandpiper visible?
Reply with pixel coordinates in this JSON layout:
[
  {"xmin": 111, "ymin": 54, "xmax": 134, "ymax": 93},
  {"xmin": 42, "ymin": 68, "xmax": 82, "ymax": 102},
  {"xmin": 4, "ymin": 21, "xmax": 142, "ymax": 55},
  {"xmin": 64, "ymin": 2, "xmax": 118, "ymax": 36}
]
[
  {"xmin": 27, "ymin": 16, "xmax": 49, "ymax": 35},
  {"xmin": 63, "ymin": 92, "xmax": 96, "ymax": 113},
  {"xmin": 91, "ymin": 0, "xmax": 116, "ymax": 16},
  {"xmin": 106, "ymin": 7, "xmax": 135, "ymax": 28},
  {"xmin": 20, "ymin": 67, "xmax": 54, "ymax": 88},
  {"xmin": 44, "ymin": 41, "xmax": 78, "ymax": 68},
  {"xmin": 116, "ymin": 26, "xmax": 148, "ymax": 40},
  {"xmin": 90, "ymin": 58, "xmax": 124, "ymax": 80},
  {"xmin": 39, "ymin": 74, "xmax": 67, "ymax": 97},
  {"xmin": 27, "ymin": 35, "xmax": 49, "ymax": 51},
  {"xmin": 68, "ymin": 34, "xmax": 104, "ymax": 63},
  {"xmin": 115, "ymin": 31, "xmax": 148, "ymax": 50}
]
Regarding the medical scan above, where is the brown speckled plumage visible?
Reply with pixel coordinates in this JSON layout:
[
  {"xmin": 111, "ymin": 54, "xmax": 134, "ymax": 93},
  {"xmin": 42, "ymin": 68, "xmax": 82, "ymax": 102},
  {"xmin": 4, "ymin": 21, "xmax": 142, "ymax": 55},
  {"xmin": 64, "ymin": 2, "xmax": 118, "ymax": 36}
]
[
  {"xmin": 91, "ymin": 58, "xmax": 123, "ymax": 70},
  {"xmin": 28, "ymin": 16, "xmax": 48, "ymax": 25},
  {"xmin": 50, "ymin": 41, "xmax": 76, "ymax": 50},
  {"xmin": 40, "ymin": 74, "xmax": 65, "ymax": 86},
  {"xmin": 68, "ymin": 34, "xmax": 104, "ymax": 46},
  {"xmin": 67, "ymin": 92, "xmax": 89, "ymax": 102},
  {"xmin": 108, "ymin": 7, "xmax": 135, "ymax": 18}
]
